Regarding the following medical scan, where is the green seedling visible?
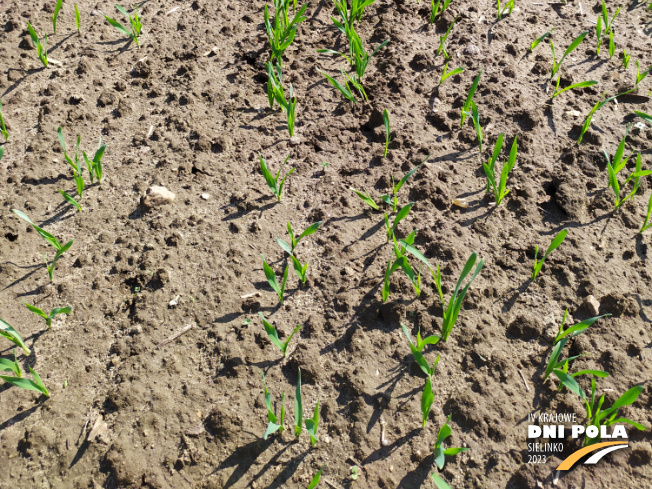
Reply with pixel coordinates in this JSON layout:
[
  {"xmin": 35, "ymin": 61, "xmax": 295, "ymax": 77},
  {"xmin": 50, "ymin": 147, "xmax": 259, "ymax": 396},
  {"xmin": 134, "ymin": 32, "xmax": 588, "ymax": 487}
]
[
  {"xmin": 497, "ymin": 0, "xmax": 515, "ymax": 20},
  {"xmin": 582, "ymin": 381, "xmax": 645, "ymax": 446},
  {"xmin": 307, "ymin": 468, "xmax": 322, "ymax": 489},
  {"xmin": 44, "ymin": 239, "xmax": 74, "ymax": 282},
  {"xmin": 421, "ymin": 375, "xmax": 435, "ymax": 427},
  {"xmin": 264, "ymin": 0, "xmax": 308, "ymax": 65},
  {"xmin": 391, "ymin": 232, "xmax": 423, "ymax": 296},
  {"xmin": 607, "ymin": 152, "xmax": 650, "ymax": 209},
  {"xmin": 75, "ymin": 4, "xmax": 81, "ymax": 33},
  {"xmin": 0, "ymin": 350, "xmax": 22, "ymax": 378},
  {"xmin": 12, "ymin": 209, "xmax": 70, "ymax": 252},
  {"xmin": 531, "ymin": 229, "xmax": 567, "ymax": 281},
  {"xmin": 381, "ymin": 156, "xmax": 428, "ymax": 212},
  {"xmin": 595, "ymin": 1, "xmax": 620, "ymax": 56},
  {"xmin": 483, "ymin": 134, "xmax": 517, "ymax": 205},
  {"xmin": 317, "ymin": 68, "xmax": 358, "ymax": 103},
  {"xmin": 529, "ymin": 29, "xmax": 554, "ymax": 52},
  {"xmin": 291, "ymin": 255, "xmax": 309, "ymax": 283},
  {"xmin": 0, "ymin": 146, "xmax": 3, "ymax": 161},
  {"xmin": 350, "ymin": 36, "xmax": 389, "ymax": 99},
  {"xmin": 439, "ymin": 62, "xmax": 464, "ymax": 86},
  {"xmin": 105, "ymin": 4, "xmax": 142, "ymax": 46},
  {"xmin": 383, "ymin": 109, "xmax": 391, "ymax": 157},
  {"xmin": 430, "ymin": 0, "xmax": 452, "ymax": 24},
  {"xmin": 577, "ymin": 90, "xmax": 632, "ymax": 144},
  {"xmin": 350, "ymin": 187, "xmax": 378, "ymax": 210},
  {"xmin": 53, "ymin": 0, "xmax": 63, "ymax": 34},
  {"xmin": 461, "ymin": 71, "xmax": 481, "ymax": 128},
  {"xmin": 24, "ymin": 303, "xmax": 71, "ymax": 329},
  {"xmin": 59, "ymin": 189, "xmax": 82, "ymax": 212},
  {"xmin": 265, "ymin": 61, "xmax": 298, "ymax": 136},
  {"xmin": 295, "ymin": 368, "xmax": 303, "ymax": 438},
  {"xmin": 634, "ymin": 110, "xmax": 652, "ymax": 124},
  {"xmin": 635, "ymin": 60, "xmax": 651, "ymax": 85},
  {"xmin": 0, "ymin": 98, "xmax": 8, "ymax": 142},
  {"xmin": 382, "ymin": 256, "xmax": 420, "ymax": 302},
  {"xmin": 436, "ymin": 17, "xmax": 457, "ymax": 60},
  {"xmin": 350, "ymin": 466, "xmax": 360, "ymax": 480},
  {"xmin": 432, "ymin": 252, "xmax": 484, "ymax": 341},
  {"xmin": 608, "ymin": 29, "xmax": 615, "ymax": 58},
  {"xmin": 57, "ymin": 127, "xmax": 84, "ymax": 198},
  {"xmin": 305, "ymin": 399, "xmax": 320, "ymax": 445},
  {"xmin": 1, "ymin": 318, "xmax": 30, "ymax": 355},
  {"xmin": 286, "ymin": 88, "xmax": 297, "ymax": 137},
  {"xmin": 1, "ymin": 366, "xmax": 49, "ymax": 397},
  {"xmin": 431, "ymin": 474, "xmax": 453, "ymax": 489},
  {"xmin": 434, "ymin": 415, "xmax": 469, "ymax": 469},
  {"xmin": 462, "ymin": 101, "xmax": 482, "ymax": 152},
  {"xmin": 640, "ymin": 192, "xmax": 652, "ymax": 233},
  {"xmin": 552, "ymin": 80, "xmax": 598, "ymax": 99},
  {"xmin": 260, "ymin": 153, "xmax": 295, "ymax": 202},
  {"xmin": 276, "ymin": 221, "xmax": 322, "ymax": 255},
  {"xmin": 261, "ymin": 254, "xmax": 289, "ymax": 304},
  {"xmin": 544, "ymin": 309, "xmax": 610, "ymax": 380},
  {"xmin": 622, "ymin": 49, "xmax": 630, "ymax": 69},
  {"xmin": 332, "ymin": 0, "xmax": 377, "ymax": 31},
  {"xmin": 262, "ymin": 371, "xmax": 286, "ymax": 439},
  {"xmin": 384, "ymin": 202, "xmax": 414, "ymax": 241},
  {"xmin": 82, "ymin": 138, "xmax": 106, "ymax": 184},
  {"xmin": 27, "ymin": 23, "xmax": 48, "ymax": 68},
  {"xmin": 401, "ymin": 323, "xmax": 440, "ymax": 352},
  {"xmin": 258, "ymin": 312, "xmax": 301, "ymax": 357},
  {"xmin": 550, "ymin": 31, "xmax": 588, "ymax": 93}
]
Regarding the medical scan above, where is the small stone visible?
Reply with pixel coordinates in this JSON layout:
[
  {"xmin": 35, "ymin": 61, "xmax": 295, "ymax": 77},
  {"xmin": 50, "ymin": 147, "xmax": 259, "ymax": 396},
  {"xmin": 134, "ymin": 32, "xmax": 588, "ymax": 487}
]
[
  {"xmin": 463, "ymin": 44, "xmax": 481, "ymax": 56},
  {"xmin": 289, "ymin": 136, "xmax": 301, "ymax": 146},
  {"xmin": 582, "ymin": 295, "xmax": 600, "ymax": 316},
  {"xmin": 142, "ymin": 186, "xmax": 175, "ymax": 208},
  {"xmin": 201, "ymin": 193, "xmax": 210, "ymax": 200}
]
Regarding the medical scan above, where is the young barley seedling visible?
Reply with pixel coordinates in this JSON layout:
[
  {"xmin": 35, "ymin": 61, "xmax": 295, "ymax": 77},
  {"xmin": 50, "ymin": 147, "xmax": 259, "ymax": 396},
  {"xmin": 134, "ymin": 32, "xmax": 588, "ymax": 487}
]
[
  {"xmin": 635, "ymin": 60, "xmax": 651, "ymax": 85},
  {"xmin": 381, "ymin": 155, "xmax": 429, "ymax": 212},
  {"xmin": 261, "ymin": 254, "xmax": 289, "ymax": 304},
  {"xmin": 552, "ymin": 80, "xmax": 598, "ymax": 99},
  {"xmin": 82, "ymin": 140, "xmax": 107, "ymax": 184},
  {"xmin": 607, "ymin": 152, "xmax": 650, "ymax": 209},
  {"xmin": 622, "ymin": 49, "xmax": 630, "ymax": 69},
  {"xmin": 75, "ymin": 4, "xmax": 81, "ymax": 33},
  {"xmin": 44, "ymin": 239, "xmax": 74, "ymax": 282},
  {"xmin": 385, "ymin": 202, "xmax": 414, "ymax": 242},
  {"xmin": 305, "ymin": 399, "xmax": 320, "ymax": 445},
  {"xmin": 383, "ymin": 109, "xmax": 391, "ymax": 157},
  {"xmin": 577, "ymin": 92, "xmax": 628, "ymax": 144},
  {"xmin": 439, "ymin": 62, "xmax": 464, "ymax": 86},
  {"xmin": 350, "ymin": 187, "xmax": 379, "ymax": 210},
  {"xmin": 317, "ymin": 68, "xmax": 358, "ymax": 103},
  {"xmin": 307, "ymin": 468, "xmax": 323, "ymax": 489},
  {"xmin": 0, "ymin": 98, "xmax": 8, "ymax": 142},
  {"xmin": 595, "ymin": 0, "xmax": 620, "ymax": 56},
  {"xmin": 264, "ymin": 0, "xmax": 308, "ymax": 65},
  {"xmin": 483, "ymin": 135, "xmax": 517, "ymax": 205},
  {"xmin": 430, "ymin": 0, "xmax": 452, "ymax": 24},
  {"xmin": 53, "ymin": 0, "xmax": 63, "ymax": 34},
  {"xmin": 531, "ymin": 228, "xmax": 567, "ymax": 281},
  {"xmin": 434, "ymin": 415, "xmax": 469, "ymax": 469},
  {"xmin": 608, "ymin": 29, "xmax": 615, "ymax": 58},
  {"xmin": 57, "ymin": 127, "xmax": 85, "ymax": 197},
  {"xmin": 436, "ymin": 17, "xmax": 457, "ymax": 60},
  {"xmin": 401, "ymin": 323, "xmax": 440, "ymax": 353},
  {"xmin": 24, "ymin": 302, "xmax": 71, "ymax": 329},
  {"xmin": 0, "ymin": 366, "xmax": 49, "ymax": 397},
  {"xmin": 12, "ymin": 209, "xmax": 70, "ymax": 252},
  {"xmin": 550, "ymin": 31, "xmax": 588, "ymax": 93},
  {"xmin": 432, "ymin": 474, "xmax": 454, "ymax": 489},
  {"xmin": 261, "ymin": 371, "xmax": 286, "ymax": 439},
  {"xmin": 290, "ymin": 255, "xmax": 309, "ymax": 283},
  {"xmin": 582, "ymin": 382, "xmax": 646, "ymax": 447},
  {"xmin": 640, "ymin": 191, "xmax": 652, "ymax": 233},
  {"xmin": 0, "ymin": 318, "xmax": 31, "ymax": 355},
  {"xmin": 0, "ymin": 146, "xmax": 4, "ymax": 161},
  {"xmin": 460, "ymin": 71, "xmax": 482, "ymax": 128},
  {"xmin": 27, "ymin": 23, "xmax": 49, "ymax": 68},
  {"xmin": 105, "ymin": 4, "xmax": 142, "ymax": 47},
  {"xmin": 529, "ymin": 29, "xmax": 554, "ymax": 52},
  {"xmin": 497, "ymin": 0, "xmax": 515, "ymax": 20},
  {"xmin": 462, "ymin": 101, "xmax": 482, "ymax": 152},
  {"xmin": 431, "ymin": 252, "xmax": 483, "ymax": 341},
  {"xmin": 260, "ymin": 153, "xmax": 295, "ymax": 202},
  {"xmin": 258, "ymin": 312, "xmax": 301, "ymax": 357},
  {"xmin": 421, "ymin": 375, "xmax": 435, "ymax": 427}
]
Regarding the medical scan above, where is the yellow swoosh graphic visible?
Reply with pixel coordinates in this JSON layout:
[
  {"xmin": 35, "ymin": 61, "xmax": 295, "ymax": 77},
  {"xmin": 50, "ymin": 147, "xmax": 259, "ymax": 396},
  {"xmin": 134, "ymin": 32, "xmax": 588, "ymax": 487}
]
[{"xmin": 556, "ymin": 441, "xmax": 628, "ymax": 470}]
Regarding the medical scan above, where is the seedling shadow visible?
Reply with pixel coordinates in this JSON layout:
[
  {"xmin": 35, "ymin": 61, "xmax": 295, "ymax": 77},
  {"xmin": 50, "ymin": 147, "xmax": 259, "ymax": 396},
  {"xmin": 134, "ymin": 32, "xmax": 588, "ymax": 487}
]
[
  {"xmin": 0, "ymin": 403, "xmax": 40, "ymax": 433},
  {"xmin": 498, "ymin": 278, "xmax": 532, "ymax": 313},
  {"xmin": 213, "ymin": 438, "xmax": 274, "ymax": 489},
  {"xmin": 365, "ymin": 362, "xmax": 409, "ymax": 434},
  {"xmin": 396, "ymin": 453, "xmax": 434, "ymax": 489},
  {"xmin": 361, "ymin": 427, "xmax": 421, "ymax": 465},
  {"xmin": 267, "ymin": 448, "xmax": 310, "ymax": 489}
]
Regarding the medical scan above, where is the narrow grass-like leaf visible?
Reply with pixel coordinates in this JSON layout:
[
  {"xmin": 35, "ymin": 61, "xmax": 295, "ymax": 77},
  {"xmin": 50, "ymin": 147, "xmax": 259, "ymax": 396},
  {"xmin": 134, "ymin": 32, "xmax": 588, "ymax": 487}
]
[
  {"xmin": 421, "ymin": 377, "xmax": 434, "ymax": 428},
  {"xmin": 58, "ymin": 189, "xmax": 82, "ymax": 212},
  {"xmin": 307, "ymin": 468, "xmax": 322, "ymax": 489},
  {"xmin": 461, "ymin": 71, "xmax": 482, "ymax": 128},
  {"xmin": 350, "ymin": 187, "xmax": 378, "ymax": 210},
  {"xmin": 53, "ymin": 0, "xmax": 63, "ymax": 34},
  {"xmin": 0, "ymin": 318, "xmax": 30, "ymax": 355},
  {"xmin": 552, "ymin": 80, "xmax": 598, "ymax": 99},
  {"xmin": 530, "ymin": 29, "xmax": 554, "ymax": 52},
  {"xmin": 305, "ymin": 400, "xmax": 320, "ymax": 445},
  {"xmin": 531, "ymin": 229, "xmax": 567, "ymax": 280},
  {"xmin": 0, "ymin": 367, "xmax": 49, "ymax": 397}
]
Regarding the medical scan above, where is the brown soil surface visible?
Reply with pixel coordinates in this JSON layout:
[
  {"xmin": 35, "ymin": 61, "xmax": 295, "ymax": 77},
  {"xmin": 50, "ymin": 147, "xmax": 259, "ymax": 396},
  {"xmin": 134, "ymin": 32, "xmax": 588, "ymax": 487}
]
[{"xmin": 1, "ymin": 1, "xmax": 651, "ymax": 488}]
